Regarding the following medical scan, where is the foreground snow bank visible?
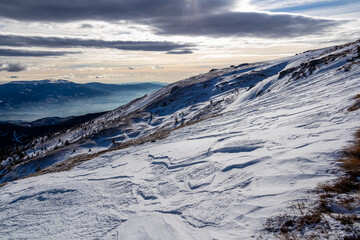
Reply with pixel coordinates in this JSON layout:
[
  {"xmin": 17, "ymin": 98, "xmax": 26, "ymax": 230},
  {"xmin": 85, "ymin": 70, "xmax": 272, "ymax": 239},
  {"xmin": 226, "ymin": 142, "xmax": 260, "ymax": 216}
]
[{"xmin": 112, "ymin": 213, "xmax": 211, "ymax": 240}]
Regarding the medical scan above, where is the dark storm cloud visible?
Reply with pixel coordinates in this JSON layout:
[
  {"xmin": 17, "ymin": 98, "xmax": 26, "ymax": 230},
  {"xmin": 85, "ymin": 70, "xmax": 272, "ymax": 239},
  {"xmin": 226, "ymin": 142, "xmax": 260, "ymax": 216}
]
[
  {"xmin": 0, "ymin": 0, "xmax": 233, "ymax": 22},
  {"xmin": 0, "ymin": 62, "xmax": 26, "ymax": 72},
  {"xmin": 0, "ymin": 0, "xmax": 341, "ymax": 38},
  {"xmin": 0, "ymin": 35, "xmax": 193, "ymax": 52},
  {"xmin": 153, "ymin": 12, "xmax": 340, "ymax": 38},
  {"xmin": 0, "ymin": 48, "xmax": 79, "ymax": 57}
]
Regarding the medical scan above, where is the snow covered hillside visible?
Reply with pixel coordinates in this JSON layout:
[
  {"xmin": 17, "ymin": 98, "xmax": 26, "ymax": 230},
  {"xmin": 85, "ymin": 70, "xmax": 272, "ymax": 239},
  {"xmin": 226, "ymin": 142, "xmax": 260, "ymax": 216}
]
[{"xmin": 0, "ymin": 40, "xmax": 360, "ymax": 239}]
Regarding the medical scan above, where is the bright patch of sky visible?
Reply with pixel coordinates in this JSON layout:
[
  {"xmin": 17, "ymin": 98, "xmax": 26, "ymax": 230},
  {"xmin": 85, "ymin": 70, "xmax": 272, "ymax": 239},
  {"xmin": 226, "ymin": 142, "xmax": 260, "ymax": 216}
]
[{"xmin": 251, "ymin": 0, "xmax": 360, "ymax": 17}]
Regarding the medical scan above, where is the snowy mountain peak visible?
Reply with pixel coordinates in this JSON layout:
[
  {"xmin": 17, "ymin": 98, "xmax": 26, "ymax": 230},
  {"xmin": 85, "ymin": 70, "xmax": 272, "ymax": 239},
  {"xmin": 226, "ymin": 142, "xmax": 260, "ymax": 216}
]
[{"xmin": 0, "ymin": 39, "xmax": 360, "ymax": 239}]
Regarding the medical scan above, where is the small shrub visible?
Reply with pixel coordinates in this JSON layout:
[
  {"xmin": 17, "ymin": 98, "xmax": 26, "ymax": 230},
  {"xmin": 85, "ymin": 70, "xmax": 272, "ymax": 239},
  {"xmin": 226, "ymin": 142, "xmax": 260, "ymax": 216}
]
[
  {"xmin": 300, "ymin": 211, "xmax": 322, "ymax": 226},
  {"xmin": 334, "ymin": 214, "xmax": 360, "ymax": 225},
  {"xmin": 318, "ymin": 177, "xmax": 359, "ymax": 194}
]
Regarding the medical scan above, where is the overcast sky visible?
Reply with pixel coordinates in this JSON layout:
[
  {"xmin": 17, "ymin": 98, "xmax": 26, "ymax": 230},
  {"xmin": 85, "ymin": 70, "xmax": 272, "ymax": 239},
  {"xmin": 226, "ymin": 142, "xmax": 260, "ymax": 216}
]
[{"xmin": 0, "ymin": 0, "xmax": 359, "ymax": 83}]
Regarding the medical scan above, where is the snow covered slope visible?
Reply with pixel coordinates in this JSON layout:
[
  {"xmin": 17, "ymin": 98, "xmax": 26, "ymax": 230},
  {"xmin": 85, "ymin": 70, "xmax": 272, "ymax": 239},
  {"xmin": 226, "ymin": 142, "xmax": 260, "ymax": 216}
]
[{"xmin": 0, "ymin": 40, "xmax": 360, "ymax": 239}]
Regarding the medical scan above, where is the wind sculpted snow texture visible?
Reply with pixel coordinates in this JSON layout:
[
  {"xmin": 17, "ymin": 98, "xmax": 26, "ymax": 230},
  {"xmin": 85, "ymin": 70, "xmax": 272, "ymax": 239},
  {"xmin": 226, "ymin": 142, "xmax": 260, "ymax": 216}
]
[{"xmin": 1, "ymin": 40, "xmax": 360, "ymax": 239}]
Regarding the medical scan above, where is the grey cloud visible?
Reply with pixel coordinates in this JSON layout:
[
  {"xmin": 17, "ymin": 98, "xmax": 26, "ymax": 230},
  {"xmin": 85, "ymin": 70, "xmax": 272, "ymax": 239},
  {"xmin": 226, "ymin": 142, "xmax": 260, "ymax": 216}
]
[
  {"xmin": 167, "ymin": 49, "xmax": 194, "ymax": 54},
  {"xmin": 0, "ymin": 35, "xmax": 193, "ymax": 52},
  {"xmin": 0, "ymin": 48, "xmax": 79, "ymax": 57},
  {"xmin": 9, "ymin": 76, "xmax": 18, "ymax": 78},
  {"xmin": 153, "ymin": 12, "xmax": 340, "ymax": 38},
  {"xmin": 0, "ymin": 0, "xmax": 342, "ymax": 39},
  {"xmin": 0, "ymin": 0, "xmax": 233, "ymax": 22},
  {"xmin": 128, "ymin": 66, "xmax": 136, "ymax": 70},
  {"xmin": 0, "ymin": 62, "xmax": 26, "ymax": 72},
  {"xmin": 80, "ymin": 23, "xmax": 93, "ymax": 29},
  {"xmin": 152, "ymin": 65, "xmax": 164, "ymax": 70},
  {"xmin": 60, "ymin": 73, "xmax": 75, "ymax": 79}
]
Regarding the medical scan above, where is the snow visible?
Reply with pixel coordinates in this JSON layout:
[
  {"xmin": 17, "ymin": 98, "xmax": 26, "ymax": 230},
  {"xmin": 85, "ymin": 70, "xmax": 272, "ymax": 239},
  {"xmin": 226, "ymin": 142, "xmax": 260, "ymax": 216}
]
[
  {"xmin": 1, "ymin": 40, "xmax": 360, "ymax": 239},
  {"xmin": 113, "ymin": 213, "xmax": 211, "ymax": 240}
]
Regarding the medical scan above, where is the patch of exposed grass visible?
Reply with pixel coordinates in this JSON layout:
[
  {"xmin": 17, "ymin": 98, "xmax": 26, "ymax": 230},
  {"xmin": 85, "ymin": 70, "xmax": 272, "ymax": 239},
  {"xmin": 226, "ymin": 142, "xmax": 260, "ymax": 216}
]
[
  {"xmin": 334, "ymin": 214, "xmax": 360, "ymax": 225},
  {"xmin": 338, "ymin": 194, "xmax": 360, "ymax": 211},
  {"xmin": 348, "ymin": 94, "xmax": 360, "ymax": 112},
  {"xmin": 19, "ymin": 113, "xmax": 225, "ymax": 181},
  {"xmin": 28, "ymin": 128, "xmax": 172, "ymax": 177},
  {"xmin": 261, "ymin": 98, "xmax": 360, "ymax": 239},
  {"xmin": 318, "ymin": 177, "xmax": 359, "ymax": 194}
]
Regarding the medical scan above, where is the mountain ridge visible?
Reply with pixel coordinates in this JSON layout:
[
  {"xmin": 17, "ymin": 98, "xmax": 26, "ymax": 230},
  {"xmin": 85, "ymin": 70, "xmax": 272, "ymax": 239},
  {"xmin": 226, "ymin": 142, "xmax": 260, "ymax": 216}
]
[{"xmin": 0, "ymin": 39, "xmax": 359, "ymax": 239}]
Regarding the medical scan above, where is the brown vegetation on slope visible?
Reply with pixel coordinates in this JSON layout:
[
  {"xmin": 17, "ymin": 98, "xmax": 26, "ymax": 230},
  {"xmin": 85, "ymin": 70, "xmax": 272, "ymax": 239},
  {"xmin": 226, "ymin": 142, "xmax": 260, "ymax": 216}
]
[
  {"xmin": 348, "ymin": 94, "xmax": 360, "ymax": 112},
  {"xmin": 261, "ymin": 95, "xmax": 360, "ymax": 240},
  {"xmin": 21, "ymin": 112, "xmax": 224, "ymax": 181}
]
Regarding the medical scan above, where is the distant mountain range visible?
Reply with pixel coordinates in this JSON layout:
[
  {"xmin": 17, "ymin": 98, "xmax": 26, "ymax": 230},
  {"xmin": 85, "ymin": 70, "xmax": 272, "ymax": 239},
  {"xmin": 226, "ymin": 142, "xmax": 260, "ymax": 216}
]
[{"xmin": 0, "ymin": 80, "xmax": 166, "ymax": 122}]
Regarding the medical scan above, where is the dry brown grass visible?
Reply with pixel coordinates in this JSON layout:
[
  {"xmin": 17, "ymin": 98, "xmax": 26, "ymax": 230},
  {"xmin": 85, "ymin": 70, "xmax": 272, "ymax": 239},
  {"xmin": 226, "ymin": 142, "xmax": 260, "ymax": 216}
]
[
  {"xmin": 262, "ymin": 107, "xmax": 360, "ymax": 239},
  {"xmin": 0, "ymin": 108, "xmax": 225, "ymax": 187},
  {"xmin": 348, "ymin": 104, "xmax": 360, "ymax": 112},
  {"xmin": 338, "ymin": 196, "xmax": 357, "ymax": 210},
  {"xmin": 22, "ymin": 113, "xmax": 225, "ymax": 180},
  {"xmin": 341, "ymin": 156, "xmax": 360, "ymax": 180},
  {"xmin": 29, "ymin": 128, "xmax": 172, "ymax": 177},
  {"xmin": 348, "ymin": 94, "xmax": 360, "ymax": 112},
  {"xmin": 318, "ymin": 177, "xmax": 359, "ymax": 194},
  {"xmin": 334, "ymin": 214, "xmax": 360, "ymax": 225}
]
